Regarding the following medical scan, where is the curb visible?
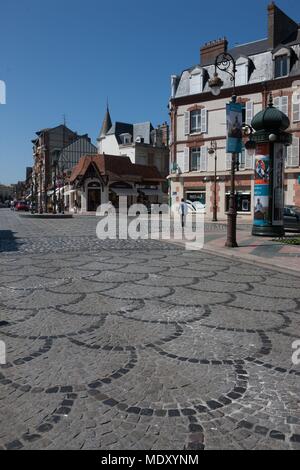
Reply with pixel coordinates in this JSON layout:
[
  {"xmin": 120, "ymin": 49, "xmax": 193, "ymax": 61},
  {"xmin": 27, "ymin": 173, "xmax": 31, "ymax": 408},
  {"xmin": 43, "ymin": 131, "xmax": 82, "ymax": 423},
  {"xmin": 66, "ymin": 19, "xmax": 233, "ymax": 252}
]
[
  {"xmin": 166, "ymin": 239, "xmax": 300, "ymax": 278},
  {"xmin": 17, "ymin": 214, "xmax": 73, "ymax": 219}
]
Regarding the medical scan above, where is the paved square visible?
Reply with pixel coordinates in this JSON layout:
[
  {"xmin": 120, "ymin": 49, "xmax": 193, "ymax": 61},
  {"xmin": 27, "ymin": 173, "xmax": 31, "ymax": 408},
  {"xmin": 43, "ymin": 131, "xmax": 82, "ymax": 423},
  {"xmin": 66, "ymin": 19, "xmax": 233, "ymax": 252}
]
[{"xmin": 0, "ymin": 210, "xmax": 300, "ymax": 450}]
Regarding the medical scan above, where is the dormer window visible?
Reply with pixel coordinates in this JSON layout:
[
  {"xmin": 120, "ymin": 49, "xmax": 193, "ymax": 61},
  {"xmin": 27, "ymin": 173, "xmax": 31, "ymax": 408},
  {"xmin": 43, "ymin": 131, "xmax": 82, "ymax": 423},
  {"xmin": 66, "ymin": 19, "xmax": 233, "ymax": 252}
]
[
  {"xmin": 275, "ymin": 55, "xmax": 288, "ymax": 78},
  {"xmin": 189, "ymin": 67, "xmax": 203, "ymax": 95},
  {"xmin": 120, "ymin": 133, "xmax": 132, "ymax": 145},
  {"xmin": 235, "ymin": 57, "xmax": 249, "ymax": 86},
  {"xmin": 273, "ymin": 47, "xmax": 291, "ymax": 79}
]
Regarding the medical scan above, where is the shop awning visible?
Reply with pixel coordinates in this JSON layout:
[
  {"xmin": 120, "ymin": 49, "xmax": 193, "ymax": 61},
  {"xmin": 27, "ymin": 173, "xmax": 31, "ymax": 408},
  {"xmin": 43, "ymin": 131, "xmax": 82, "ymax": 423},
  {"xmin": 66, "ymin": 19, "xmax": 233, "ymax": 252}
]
[
  {"xmin": 139, "ymin": 189, "xmax": 163, "ymax": 196},
  {"xmin": 111, "ymin": 188, "xmax": 138, "ymax": 196}
]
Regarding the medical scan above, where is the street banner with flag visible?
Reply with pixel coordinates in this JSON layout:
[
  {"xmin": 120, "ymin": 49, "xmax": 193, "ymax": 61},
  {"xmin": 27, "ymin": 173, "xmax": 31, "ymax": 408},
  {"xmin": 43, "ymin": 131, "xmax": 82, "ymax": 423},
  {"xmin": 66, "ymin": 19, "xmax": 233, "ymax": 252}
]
[{"xmin": 226, "ymin": 102, "xmax": 243, "ymax": 153}]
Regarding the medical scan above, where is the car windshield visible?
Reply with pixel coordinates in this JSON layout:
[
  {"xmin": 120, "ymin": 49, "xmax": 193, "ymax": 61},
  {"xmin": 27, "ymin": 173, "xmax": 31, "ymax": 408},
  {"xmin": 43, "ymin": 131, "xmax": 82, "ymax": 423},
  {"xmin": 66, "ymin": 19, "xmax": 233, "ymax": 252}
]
[{"xmin": 287, "ymin": 206, "xmax": 300, "ymax": 212}]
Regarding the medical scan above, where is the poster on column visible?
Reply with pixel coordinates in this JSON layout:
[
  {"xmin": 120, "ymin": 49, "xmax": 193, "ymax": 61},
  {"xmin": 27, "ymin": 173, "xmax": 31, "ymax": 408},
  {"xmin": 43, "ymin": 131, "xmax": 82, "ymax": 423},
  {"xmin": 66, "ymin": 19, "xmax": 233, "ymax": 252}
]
[
  {"xmin": 273, "ymin": 144, "xmax": 285, "ymax": 226},
  {"xmin": 254, "ymin": 144, "xmax": 270, "ymax": 227}
]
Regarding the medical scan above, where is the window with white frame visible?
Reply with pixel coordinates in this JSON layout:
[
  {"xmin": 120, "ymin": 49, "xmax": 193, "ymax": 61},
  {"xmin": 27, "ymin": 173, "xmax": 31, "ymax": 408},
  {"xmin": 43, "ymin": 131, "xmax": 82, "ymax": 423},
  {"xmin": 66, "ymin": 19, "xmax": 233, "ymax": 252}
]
[
  {"xmin": 274, "ymin": 55, "xmax": 288, "ymax": 78},
  {"xmin": 286, "ymin": 136, "xmax": 299, "ymax": 167},
  {"xmin": 190, "ymin": 110, "xmax": 202, "ymax": 133},
  {"xmin": 185, "ymin": 109, "xmax": 208, "ymax": 135},
  {"xmin": 190, "ymin": 147, "xmax": 201, "ymax": 171},
  {"xmin": 188, "ymin": 146, "xmax": 208, "ymax": 172},
  {"xmin": 273, "ymin": 96, "xmax": 289, "ymax": 117}
]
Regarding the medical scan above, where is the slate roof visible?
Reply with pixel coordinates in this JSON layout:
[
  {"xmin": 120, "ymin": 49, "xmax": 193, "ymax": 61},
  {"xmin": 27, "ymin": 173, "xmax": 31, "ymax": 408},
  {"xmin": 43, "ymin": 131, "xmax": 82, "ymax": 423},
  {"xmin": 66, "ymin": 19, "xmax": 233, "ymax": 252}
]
[
  {"xmin": 105, "ymin": 120, "xmax": 154, "ymax": 145},
  {"xmin": 97, "ymin": 107, "xmax": 112, "ymax": 141},
  {"xmin": 106, "ymin": 122, "xmax": 133, "ymax": 144}
]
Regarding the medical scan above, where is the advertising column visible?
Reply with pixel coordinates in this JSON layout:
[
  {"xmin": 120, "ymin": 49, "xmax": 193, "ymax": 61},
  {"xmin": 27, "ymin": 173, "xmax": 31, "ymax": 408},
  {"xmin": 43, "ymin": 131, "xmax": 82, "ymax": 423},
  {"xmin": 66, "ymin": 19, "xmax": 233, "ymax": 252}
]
[
  {"xmin": 252, "ymin": 142, "xmax": 285, "ymax": 237},
  {"xmin": 253, "ymin": 143, "xmax": 271, "ymax": 230}
]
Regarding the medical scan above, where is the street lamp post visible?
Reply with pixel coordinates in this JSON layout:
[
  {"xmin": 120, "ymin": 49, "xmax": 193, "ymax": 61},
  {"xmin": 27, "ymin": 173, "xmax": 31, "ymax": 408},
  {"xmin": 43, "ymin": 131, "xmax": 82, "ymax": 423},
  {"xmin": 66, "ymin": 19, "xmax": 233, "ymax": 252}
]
[
  {"xmin": 53, "ymin": 160, "xmax": 57, "ymax": 214},
  {"xmin": 33, "ymin": 173, "xmax": 37, "ymax": 213},
  {"xmin": 39, "ymin": 161, "xmax": 43, "ymax": 214},
  {"xmin": 209, "ymin": 52, "xmax": 239, "ymax": 247},
  {"xmin": 30, "ymin": 180, "xmax": 34, "ymax": 214},
  {"xmin": 52, "ymin": 150, "xmax": 60, "ymax": 215},
  {"xmin": 208, "ymin": 140, "xmax": 218, "ymax": 222},
  {"xmin": 61, "ymin": 166, "xmax": 65, "ymax": 215}
]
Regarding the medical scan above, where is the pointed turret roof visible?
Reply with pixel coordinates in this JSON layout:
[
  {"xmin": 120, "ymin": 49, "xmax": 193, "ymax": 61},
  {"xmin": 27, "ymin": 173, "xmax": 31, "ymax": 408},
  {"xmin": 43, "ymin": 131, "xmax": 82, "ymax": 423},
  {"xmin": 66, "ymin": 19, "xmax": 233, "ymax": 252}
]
[{"xmin": 97, "ymin": 105, "xmax": 112, "ymax": 141}]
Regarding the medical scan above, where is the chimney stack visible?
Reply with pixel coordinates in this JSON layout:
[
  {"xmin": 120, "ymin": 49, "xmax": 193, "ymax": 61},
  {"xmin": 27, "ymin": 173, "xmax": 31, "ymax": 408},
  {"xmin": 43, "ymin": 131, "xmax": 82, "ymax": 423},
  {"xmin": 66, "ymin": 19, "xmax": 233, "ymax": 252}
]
[
  {"xmin": 268, "ymin": 2, "xmax": 298, "ymax": 49},
  {"xmin": 200, "ymin": 38, "xmax": 228, "ymax": 66}
]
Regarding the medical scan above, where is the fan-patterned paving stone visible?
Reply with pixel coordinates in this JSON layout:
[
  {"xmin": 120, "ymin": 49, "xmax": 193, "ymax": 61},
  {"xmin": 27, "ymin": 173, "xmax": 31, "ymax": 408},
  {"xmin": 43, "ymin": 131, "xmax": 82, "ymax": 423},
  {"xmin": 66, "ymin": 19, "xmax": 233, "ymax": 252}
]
[
  {"xmin": 0, "ymin": 210, "xmax": 300, "ymax": 450},
  {"xmin": 158, "ymin": 324, "xmax": 263, "ymax": 362},
  {"xmin": 75, "ymin": 315, "xmax": 178, "ymax": 349},
  {"xmin": 116, "ymin": 300, "xmax": 208, "ymax": 324},
  {"xmin": 0, "ymin": 308, "xmax": 106, "ymax": 339},
  {"xmin": 163, "ymin": 287, "xmax": 231, "ymax": 306},
  {"xmin": 60, "ymin": 294, "xmax": 140, "ymax": 317},
  {"xmin": 203, "ymin": 304, "xmax": 287, "ymax": 332},
  {"xmin": 3, "ymin": 338, "xmax": 132, "ymax": 390}
]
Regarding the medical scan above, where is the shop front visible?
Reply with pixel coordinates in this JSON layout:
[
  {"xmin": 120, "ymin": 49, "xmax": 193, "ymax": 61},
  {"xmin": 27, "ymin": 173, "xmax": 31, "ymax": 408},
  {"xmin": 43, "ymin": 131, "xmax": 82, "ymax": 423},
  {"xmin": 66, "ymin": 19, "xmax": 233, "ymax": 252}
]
[
  {"xmin": 69, "ymin": 154, "xmax": 164, "ymax": 214},
  {"xmin": 225, "ymin": 190, "xmax": 252, "ymax": 214},
  {"xmin": 109, "ymin": 183, "xmax": 138, "ymax": 208}
]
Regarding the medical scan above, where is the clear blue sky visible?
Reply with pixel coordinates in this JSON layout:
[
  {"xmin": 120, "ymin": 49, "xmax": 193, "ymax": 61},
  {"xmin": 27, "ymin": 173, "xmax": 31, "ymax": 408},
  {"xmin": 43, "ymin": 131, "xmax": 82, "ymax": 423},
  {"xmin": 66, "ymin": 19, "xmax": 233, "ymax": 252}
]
[{"xmin": 0, "ymin": 0, "xmax": 298, "ymax": 184}]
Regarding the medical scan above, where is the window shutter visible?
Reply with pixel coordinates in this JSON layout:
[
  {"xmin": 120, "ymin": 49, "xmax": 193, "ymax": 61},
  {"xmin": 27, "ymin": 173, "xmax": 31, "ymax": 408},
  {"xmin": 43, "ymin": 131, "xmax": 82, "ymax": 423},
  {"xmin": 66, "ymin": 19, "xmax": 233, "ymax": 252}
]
[
  {"xmin": 245, "ymin": 148, "xmax": 254, "ymax": 169},
  {"xmin": 273, "ymin": 97, "xmax": 280, "ymax": 110},
  {"xmin": 176, "ymin": 152, "xmax": 184, "ymax": 173},
  {"xmin": 286, "ymin": 136, "xmax": 299, "ymax": 167},
  {"xmin": 201, "ymin": 108, "xmax": 208, "ymax": 133},
  {"xmin": 274, "ymin": 96, "xmax": 289, "ymax": 117},
  {"xmin": 239, "ymin": 149, "xmax": 245, "ymax": 170},
  {"xmin": 293, "ymin": 94, "xmax": 300, "ymax": 122},
  {"xmin": 281, "ymin": 96, "xmax": 289, "ymax": 117},
  {"xmin": 200, "ymin": 146, "xmax": 207, "ymax": 172},
  {"xmin": 226, "ymin": 154, "xmax": 232, "ymax": 171},
  {"xmin": 184, "ymin": 112, "xmax": 190, "ymax": 135},
  {"xmin": 183, "ymin": 147, "xmax": 190, "ymax": 173},
  {"xmin": 245, "ymin": 101, "xmax": 254, "ymax": 125}
]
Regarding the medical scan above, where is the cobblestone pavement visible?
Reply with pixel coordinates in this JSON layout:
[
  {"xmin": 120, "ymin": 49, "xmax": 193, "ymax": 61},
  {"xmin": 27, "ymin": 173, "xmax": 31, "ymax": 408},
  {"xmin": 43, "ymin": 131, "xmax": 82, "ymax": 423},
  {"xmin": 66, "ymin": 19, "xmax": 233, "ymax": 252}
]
[{"xmin": 0, "ymin": 209, "xmax": 300, "ymax": 450}]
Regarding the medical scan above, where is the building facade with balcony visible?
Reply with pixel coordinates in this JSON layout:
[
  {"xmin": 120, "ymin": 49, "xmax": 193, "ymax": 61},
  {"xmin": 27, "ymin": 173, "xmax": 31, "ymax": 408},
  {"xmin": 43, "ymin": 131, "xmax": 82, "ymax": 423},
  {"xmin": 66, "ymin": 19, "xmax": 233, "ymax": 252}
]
[{"xmin": 169, "ymin": 2, "xmax": 300, "ymax": 218}]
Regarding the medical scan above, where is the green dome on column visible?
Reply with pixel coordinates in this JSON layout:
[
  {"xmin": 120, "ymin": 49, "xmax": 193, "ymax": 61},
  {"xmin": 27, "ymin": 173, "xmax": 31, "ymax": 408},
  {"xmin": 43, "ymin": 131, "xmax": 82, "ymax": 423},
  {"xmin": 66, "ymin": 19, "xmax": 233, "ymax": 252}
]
[{"xmin": 251, "ymin": 94, "xmax": 290, "ymax": 132}]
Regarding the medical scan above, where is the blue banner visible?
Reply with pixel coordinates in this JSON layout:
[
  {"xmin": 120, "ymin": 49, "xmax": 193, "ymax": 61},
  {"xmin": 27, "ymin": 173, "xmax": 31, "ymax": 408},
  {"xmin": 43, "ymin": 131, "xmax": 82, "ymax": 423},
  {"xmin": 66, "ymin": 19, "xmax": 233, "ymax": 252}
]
[{"xmin": 226, "ymin": 102, "xmax": 243, "ymax": 154}]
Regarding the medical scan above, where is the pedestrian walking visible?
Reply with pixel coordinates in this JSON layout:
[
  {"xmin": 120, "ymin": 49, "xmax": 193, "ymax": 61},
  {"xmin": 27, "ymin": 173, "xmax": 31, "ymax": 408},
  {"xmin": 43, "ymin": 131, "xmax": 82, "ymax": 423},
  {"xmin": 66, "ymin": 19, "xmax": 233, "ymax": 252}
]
[
  {"xmin": 178, "ymin": 198, "xmax": 188, "ymax": 228},
  {"xmin": 74, "ymin": 199, "xmax": 79, "ymax": 214}
]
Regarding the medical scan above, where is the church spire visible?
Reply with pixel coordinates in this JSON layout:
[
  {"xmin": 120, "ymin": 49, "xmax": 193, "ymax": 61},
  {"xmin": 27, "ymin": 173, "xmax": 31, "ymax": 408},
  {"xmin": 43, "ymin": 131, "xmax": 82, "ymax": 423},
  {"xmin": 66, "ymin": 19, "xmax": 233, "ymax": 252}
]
[{"xmin": 97, "ymin": 103, "xmax": 112, "ymax": 142}]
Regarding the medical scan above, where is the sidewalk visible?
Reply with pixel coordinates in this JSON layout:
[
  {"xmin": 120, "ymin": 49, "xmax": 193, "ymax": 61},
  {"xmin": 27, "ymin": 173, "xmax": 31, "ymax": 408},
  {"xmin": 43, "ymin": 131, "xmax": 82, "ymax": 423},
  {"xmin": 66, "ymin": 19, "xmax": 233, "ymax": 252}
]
[{"xmin": 201, "ymin": 225, "xmax": 300, "ymax": 276}]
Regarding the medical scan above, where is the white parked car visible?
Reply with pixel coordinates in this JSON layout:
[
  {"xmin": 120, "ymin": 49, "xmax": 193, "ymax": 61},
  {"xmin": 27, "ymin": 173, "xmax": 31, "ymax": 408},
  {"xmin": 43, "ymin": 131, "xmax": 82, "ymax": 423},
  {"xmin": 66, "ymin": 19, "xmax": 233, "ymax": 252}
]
[{"xmin": 186, "ymin": 200, "xmax": 206, "ymax": 213}]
